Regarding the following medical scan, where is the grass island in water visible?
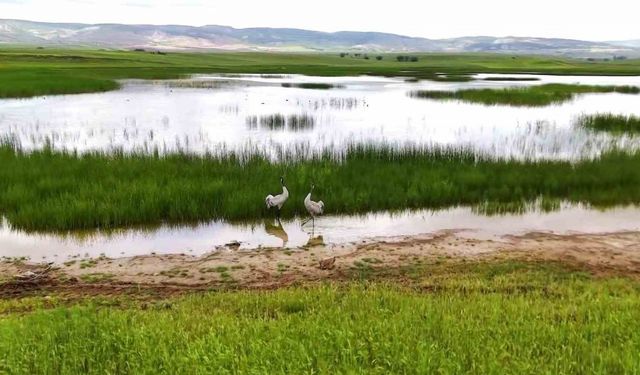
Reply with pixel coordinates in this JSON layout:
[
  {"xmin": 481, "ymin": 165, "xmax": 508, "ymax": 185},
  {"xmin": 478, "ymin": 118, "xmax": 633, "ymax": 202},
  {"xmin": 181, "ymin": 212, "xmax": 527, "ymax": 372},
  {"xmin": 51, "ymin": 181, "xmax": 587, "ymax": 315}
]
[{"xmin": 410, "ymin": 84, "xmax": 640, "ymax": 106}]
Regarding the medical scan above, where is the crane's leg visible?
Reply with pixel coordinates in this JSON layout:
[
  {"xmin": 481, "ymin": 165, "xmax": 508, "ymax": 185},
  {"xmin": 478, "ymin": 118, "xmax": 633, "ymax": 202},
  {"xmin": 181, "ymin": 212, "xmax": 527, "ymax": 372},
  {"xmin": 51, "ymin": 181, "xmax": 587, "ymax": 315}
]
[{"xmin": 301, "ymin": 216, "xmax": 313, "ymax": 226}]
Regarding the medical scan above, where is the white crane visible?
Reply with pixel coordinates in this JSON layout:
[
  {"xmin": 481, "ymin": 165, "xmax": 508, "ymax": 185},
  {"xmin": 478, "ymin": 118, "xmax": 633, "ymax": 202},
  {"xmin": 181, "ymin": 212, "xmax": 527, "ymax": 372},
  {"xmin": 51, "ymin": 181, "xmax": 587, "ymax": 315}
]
[
  {"xmin": 265, "ymin": 176, "xmax": 289, "ymax": 220},
  {"xmin": 302, "ymin": 184, "xmax": 324, "ymax": 226}
]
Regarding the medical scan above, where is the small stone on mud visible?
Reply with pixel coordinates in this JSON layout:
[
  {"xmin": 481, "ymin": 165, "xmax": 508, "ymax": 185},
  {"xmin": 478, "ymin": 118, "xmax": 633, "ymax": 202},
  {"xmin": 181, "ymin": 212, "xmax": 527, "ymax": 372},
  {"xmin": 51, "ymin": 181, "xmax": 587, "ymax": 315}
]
[
  {"xmin": 319, "ymin": 257, "xmax": 336, "ymax": 270},
  {"xmin": 226, "ymin": 241, "xmax": 241, "ymax": 249}
]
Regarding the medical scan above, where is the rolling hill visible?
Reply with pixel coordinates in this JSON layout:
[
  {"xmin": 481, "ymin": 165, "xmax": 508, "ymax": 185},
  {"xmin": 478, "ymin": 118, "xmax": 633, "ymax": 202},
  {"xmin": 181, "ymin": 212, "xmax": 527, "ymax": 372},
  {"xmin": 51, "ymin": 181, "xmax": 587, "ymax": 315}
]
[{"xmin": 0, "ymin": 19, "xmax": 637, "ymax": 57}]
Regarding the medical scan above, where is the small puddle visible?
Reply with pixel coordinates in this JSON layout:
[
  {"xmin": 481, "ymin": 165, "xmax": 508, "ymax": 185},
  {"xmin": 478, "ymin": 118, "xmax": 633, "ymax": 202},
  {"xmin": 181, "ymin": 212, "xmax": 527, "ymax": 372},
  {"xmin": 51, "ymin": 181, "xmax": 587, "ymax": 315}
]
[{"xmin": 1, "ymin": 204, "xmax": 639, "ymax": 262}]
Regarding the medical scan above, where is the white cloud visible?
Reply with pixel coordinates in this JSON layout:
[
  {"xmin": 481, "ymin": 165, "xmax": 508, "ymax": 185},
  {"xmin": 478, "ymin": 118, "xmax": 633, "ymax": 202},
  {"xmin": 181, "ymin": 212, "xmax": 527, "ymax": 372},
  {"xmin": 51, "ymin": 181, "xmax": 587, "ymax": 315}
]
[{"xmin": 0, "ymin": 0, "xmax": 638, "ymax": 41}]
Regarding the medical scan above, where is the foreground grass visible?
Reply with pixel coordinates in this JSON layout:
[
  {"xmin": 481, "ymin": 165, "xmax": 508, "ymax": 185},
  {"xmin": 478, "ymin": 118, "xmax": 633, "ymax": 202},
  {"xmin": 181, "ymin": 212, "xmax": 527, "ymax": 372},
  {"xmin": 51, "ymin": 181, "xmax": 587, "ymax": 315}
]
[
  {"xmin": 410, "ymin": 84, "xmax": 640, "ymax": 106},
  {"xmin": 1, "ymin": 261, "xmax": 639, "ymax": 374},
  {"xmin": 2, "ymin": 48, "xmax": 640, "ymax": 98},
  {"xmin": 577, "ymin": 113, "xmax": 640, "ymax": 133},
  {"xmin": 2, "ymin": 144, "xmax": 640, "ymax": 231}
]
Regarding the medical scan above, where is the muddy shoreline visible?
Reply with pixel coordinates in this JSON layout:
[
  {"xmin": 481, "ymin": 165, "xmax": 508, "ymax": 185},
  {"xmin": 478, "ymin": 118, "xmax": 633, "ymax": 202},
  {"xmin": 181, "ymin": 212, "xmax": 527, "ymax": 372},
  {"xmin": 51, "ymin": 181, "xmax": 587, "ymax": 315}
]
[{"xmin": 2, "ymin": 230, "xmax": 639, "ymax": 299}]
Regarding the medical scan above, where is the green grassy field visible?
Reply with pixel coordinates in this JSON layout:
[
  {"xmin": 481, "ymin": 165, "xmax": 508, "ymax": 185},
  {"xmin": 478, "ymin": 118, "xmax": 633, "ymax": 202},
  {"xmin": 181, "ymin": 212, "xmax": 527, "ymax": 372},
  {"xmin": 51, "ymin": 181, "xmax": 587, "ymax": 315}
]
[
  {"xmin": 410, "ymin": 84, "xmax": 640, "ymax": 106},
  {"xmin": 1, "ymin": 261, "xmax": 639, "ymax": 374},
  {"xmin": 2, "ymin": 143, "xmax": 640, "ymax": 231},
  {"xmin": 1, "ymin": 47, "xmax": 640, "ymax": 98},
  {"xmin": 577, "ymin": 113, "xmax": 640, "ymax": 133}
]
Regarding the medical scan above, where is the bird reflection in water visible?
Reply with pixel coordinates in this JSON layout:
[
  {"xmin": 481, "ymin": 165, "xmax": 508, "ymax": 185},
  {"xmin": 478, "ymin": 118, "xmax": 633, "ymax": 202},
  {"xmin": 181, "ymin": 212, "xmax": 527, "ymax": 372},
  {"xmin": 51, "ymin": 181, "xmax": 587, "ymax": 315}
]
[
  {"xmin": 302, "ymin": 219, "xmax": 325, "ymax": 248},
  {"xmin": 264, "ymin": 220, "xmax": 289, "ymax": 247}
]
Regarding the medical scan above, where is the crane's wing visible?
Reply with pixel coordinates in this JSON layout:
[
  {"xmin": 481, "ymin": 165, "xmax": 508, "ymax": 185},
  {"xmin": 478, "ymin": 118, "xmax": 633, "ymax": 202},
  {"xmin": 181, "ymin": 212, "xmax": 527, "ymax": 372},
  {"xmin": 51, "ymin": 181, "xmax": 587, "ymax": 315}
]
[{"xmin": 265, "ymin": 195, "xmax": 275, "ymax": 208}]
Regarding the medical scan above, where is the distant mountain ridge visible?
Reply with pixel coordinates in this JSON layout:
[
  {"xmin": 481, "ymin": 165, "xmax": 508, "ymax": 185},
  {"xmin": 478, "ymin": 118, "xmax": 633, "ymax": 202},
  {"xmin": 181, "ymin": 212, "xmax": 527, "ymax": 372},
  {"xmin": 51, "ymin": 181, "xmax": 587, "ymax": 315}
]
[
  {"xmin": 0, "ymin": 19, "xmax": 638, "ymax": 57},
  {"xmin": 608, "ymin": 40, "xmax": 640, "ymax": 48}
]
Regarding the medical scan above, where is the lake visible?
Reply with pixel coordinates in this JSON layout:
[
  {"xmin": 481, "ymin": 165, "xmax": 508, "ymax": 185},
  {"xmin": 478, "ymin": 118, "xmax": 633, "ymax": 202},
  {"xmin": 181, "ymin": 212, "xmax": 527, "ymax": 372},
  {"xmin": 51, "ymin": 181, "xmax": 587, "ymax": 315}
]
[{"xmin": 2, "ymin": 74, "xmax": 640, "ymax": 160}]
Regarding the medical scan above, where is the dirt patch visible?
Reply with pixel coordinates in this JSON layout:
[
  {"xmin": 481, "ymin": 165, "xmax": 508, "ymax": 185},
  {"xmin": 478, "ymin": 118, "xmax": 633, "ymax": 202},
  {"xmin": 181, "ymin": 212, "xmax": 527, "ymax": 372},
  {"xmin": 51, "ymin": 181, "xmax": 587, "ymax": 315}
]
[{"xmin": 1, "ymin": 230, "xmax": 639, "ymax": 298}]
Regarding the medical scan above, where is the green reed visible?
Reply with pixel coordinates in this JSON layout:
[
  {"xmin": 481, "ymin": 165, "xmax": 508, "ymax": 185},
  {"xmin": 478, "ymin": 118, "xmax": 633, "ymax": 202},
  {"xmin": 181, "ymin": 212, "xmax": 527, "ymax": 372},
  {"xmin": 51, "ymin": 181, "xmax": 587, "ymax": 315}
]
[{"xmin": 1, "ymin": 142, "xmax": 640, "ymax": 231}]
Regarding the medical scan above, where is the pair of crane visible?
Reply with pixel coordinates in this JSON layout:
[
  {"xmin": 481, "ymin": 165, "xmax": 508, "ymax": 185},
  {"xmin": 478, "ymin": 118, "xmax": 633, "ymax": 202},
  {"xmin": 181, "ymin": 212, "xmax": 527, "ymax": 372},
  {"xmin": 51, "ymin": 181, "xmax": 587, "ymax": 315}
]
[{"xmin": 265, "ymin": 177, "xmax": 324, "ymax": 226}]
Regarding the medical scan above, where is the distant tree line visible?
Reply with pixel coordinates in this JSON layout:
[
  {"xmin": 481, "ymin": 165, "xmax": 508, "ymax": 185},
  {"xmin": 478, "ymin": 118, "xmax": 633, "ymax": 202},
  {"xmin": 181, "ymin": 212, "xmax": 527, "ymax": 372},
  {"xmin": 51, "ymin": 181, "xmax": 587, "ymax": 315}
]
[
  {"xmin": 132, "ymin": 48, "xmax": 168, "ymax": 55},
  {"xmin": 339, "ymin": 52, "xmax": 384, "ymax": 61},
  {"xmin": 586, "ymin": 55, "xmax": 627, "ymax": 62},
  {"xmin": 396, "ymin": 55, "xmax": 419, "ymax": 62}
]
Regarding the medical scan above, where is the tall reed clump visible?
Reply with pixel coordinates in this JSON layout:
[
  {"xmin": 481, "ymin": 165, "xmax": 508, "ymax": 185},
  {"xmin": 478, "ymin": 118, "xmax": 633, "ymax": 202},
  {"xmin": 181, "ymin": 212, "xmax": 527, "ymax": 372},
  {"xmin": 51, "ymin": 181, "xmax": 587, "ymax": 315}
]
[
  {"xmin": 409, "ymin": 84, "xmax": 640, "ymax": 106},
  {"xmin": 576, "ymin": 113, "xmax": 640, "ymax": 133},
  {"xmin": 2, "ymin": 143, "xmax": 640, "ymax": 231}
]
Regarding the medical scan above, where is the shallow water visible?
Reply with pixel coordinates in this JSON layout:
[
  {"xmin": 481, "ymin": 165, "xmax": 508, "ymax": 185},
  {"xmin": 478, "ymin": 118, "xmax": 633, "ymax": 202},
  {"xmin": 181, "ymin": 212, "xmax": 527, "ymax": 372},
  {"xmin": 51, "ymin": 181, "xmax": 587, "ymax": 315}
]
[
  {"xmin": 1, "ymin": 74, "xmax": 640, "ymax": 160},
  {"xmin": 2, "ymin": 204, "xmax": 639, "ymax": 262}
]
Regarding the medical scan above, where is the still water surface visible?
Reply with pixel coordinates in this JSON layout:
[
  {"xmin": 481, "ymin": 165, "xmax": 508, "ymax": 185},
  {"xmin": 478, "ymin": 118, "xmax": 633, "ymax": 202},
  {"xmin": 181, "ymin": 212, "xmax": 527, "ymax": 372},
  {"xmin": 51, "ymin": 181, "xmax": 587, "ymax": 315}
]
[{"xmin": 2, "ymin": 204, "xmax": 639, "ymax": 262}]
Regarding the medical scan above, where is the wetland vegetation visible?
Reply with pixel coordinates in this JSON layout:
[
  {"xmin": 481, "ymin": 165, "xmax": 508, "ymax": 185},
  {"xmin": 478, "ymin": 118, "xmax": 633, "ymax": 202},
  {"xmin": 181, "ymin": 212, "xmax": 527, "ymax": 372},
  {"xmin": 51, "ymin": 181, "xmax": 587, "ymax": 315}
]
[
  {"xmin": 246, "ymin": 114, "xmax": 316, "ymax": 131},
  {"xmin": 2, "ymin": 143, "xmax": 640, "ymax": 232},
  {"xmin": 576, "ymin": 113, "xmax": 640, "ymax": 133},
  {"xmin": 2, "ymin": 46, "xmax": 640, "ymax": 375},
  {"xmin": 2, "ymin": 48, "xmax": 640, "ymax": 98},
  {"xmin": 281, "ymin": 82, "xmax": 343, "ymax": 89},
  {"xmin": 481, "ymin": 76, "xmax": 541, "ymax": 81},
  {"xmin": 410, "ymin": 84, "xmax": 640, "ymax": 106}
]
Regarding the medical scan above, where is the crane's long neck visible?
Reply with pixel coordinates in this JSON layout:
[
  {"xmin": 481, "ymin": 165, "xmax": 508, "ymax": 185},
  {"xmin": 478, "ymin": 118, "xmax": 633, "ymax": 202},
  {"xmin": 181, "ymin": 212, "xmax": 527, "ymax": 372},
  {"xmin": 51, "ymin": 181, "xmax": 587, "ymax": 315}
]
[
  {"xmin": 282, "ymin": 185, "xmax": 289, "ymax": 197},
  {"xmin": 305, "ymin": 186, "xmax": 314, "ymax": 203}
]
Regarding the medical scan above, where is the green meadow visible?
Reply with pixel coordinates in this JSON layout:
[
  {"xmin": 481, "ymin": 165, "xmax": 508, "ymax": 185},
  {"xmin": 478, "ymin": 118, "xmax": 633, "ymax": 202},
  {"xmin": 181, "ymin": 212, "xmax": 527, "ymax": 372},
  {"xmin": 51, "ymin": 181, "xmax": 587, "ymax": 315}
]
[
  {"xmin": 1, "ymin": 261, "xmax": 640, "ymax": 374},
  {"xmin": 2, "ymin": 47, "xmax": 640, "ymax": 98}
]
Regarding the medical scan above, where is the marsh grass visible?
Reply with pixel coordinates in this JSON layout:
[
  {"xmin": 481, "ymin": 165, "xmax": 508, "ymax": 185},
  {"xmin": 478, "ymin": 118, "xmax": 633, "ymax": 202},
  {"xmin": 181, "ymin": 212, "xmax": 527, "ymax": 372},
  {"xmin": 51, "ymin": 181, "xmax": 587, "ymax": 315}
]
[
  {"xmin": 410, "ymin": 84, "xmax": 640, "ymax": 106},
  {"xmin": 482, "ymin": 77, "xmax": 541, "ymax": 81},
  {"xmin": 246, "ymin": 114, "xmax": 315, "ymax": 131},
  {"xmin": 2, "ymin": 143, "xmax": 640, "ymax": 231},
  {"xmin": 304, "ymin": 97, "xmax": 361, "ymax": 110},
  {"xmin": 576, "ymin": 113, "xmax": 640, "ymax": 133},
  {"xmin": 1, "ymin": 261, "xmax": 640, "ymax": 373},
  {"xmin": 281, "ymin": 82, "xmax": 343, "ymax": 89}
]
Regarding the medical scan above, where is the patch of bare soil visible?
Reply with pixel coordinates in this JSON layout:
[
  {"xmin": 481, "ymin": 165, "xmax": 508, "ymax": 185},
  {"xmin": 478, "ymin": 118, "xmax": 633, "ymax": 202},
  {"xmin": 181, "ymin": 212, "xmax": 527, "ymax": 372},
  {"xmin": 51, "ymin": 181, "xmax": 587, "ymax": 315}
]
[{"xmin": 1, "ymin": 230, "xmax": 639, "ymax": 298}]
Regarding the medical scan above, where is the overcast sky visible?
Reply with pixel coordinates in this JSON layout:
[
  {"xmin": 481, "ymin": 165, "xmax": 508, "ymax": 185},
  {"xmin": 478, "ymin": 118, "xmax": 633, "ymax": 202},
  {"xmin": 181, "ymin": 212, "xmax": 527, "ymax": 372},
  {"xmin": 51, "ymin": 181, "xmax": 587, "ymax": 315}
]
[{"xmin": 0, "ymin": 0, "xmax": 637, "ymax": 41}]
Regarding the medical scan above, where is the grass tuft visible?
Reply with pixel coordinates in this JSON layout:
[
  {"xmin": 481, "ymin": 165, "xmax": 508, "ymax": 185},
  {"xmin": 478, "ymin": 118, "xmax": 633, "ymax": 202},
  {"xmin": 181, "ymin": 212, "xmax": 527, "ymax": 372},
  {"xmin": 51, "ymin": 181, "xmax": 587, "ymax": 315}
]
[
  {"xmin": 576, "ymin": 113, "xmax": 640, "ymax": 133},
  {"xmin": 246, "ymin": 114, "xmax": 315, "ymax": 131}
]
